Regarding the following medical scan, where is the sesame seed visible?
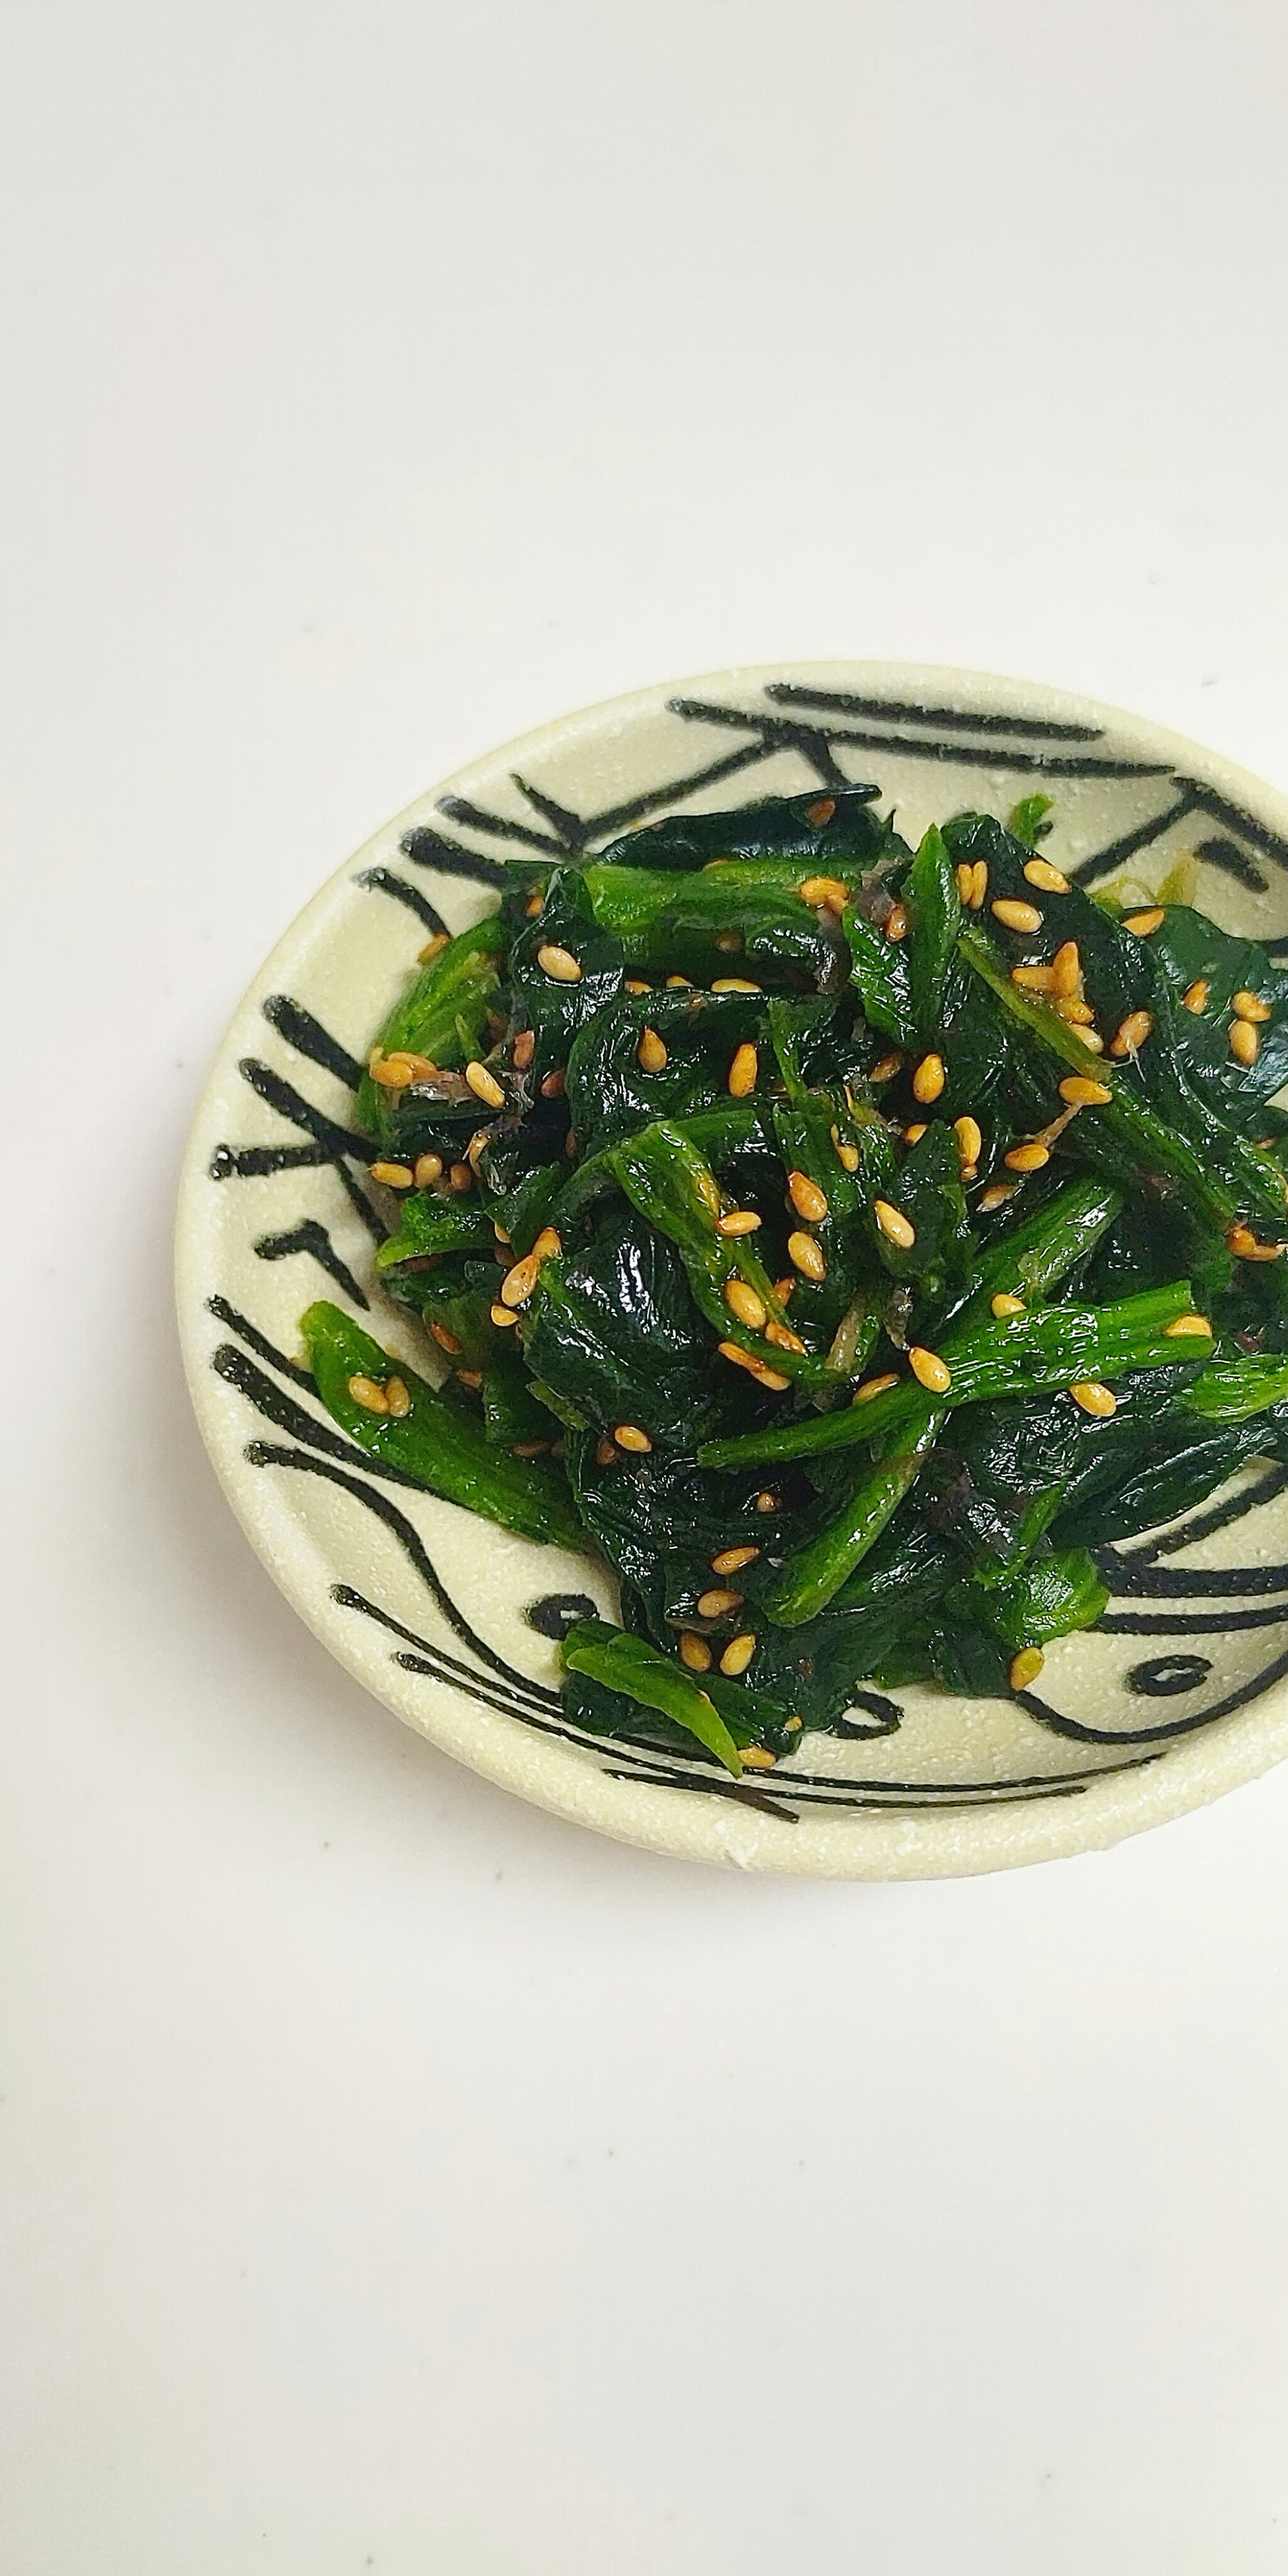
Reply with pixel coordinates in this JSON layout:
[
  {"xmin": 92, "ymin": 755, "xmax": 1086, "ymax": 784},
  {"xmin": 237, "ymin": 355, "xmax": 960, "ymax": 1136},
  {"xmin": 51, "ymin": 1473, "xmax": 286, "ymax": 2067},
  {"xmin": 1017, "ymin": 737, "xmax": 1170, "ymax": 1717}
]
[
  {"xmin": 832, "ymin": 1131, "xmax": 861, "ymax": 1172},
  {"xmin": 531, "ymin": 1227, "xmax": 562, "ymax": 1263},
  {"xmin": 371, "ymin": 1160, "xmax": 414, "ymax": 1187},
  {"xmin": 1226, "ymin": 1225, "xmax": 1286, "ymax": 1262},
  {"xmin": 448, "ymin": 1162, "xmax": 474, "ymax": 1191},
  {"xmin": 417, "ymin": 931, "xmax": 450, "ymax": 963},
  {"xmin": 1009, "ymin": 1647, "xmax": 1045, "ymax": 1689},
  {"xmin": 728, "ymin": 1042, "xmax": 759, "ymax": 1097},
  {"xmin": 512, "ymin": 1440, "xmax": 550, "ymax": 1458},
  {"xmin": 614, "ymin": 1424, "xmax": 652, "ymax": 1452},
  {"xmin": 1182, "ymin": 979, "xmax": 1209, "ymax": 1013},
  {"xmin": 540, "ymin": 1067, "xmax": 566, "ymax": 1097},
  {"xmin": 665, "ymin": 974, "xmax": 691, "ymax": 988},
  {"xmin": 679, "ymin": 1632, "xmax": 713, "ymax": 1673},
  {"xmin": 1052, "ymin": 941, "xmax": 1083, "ymax": 997},
  {"xmin": 465, "ymin": 1060, "xmax": 505, "ymax": 1108},
  {"xmin": 512, "ymin": 1028, "xmax": 536, "ymax": 1070},
  {"xmin": 909, "ymin": 1346, "xmax": 952, "ymax": 1393},
  {"xmin": 412, "ymin": 1153, "xmax": 442, "ymax": 1188},
  {"xmin": 1124, "ymin": 908, "xmax": 1165, "ymax": 935},
  {"xmin": 991, "ymin": 1292, "xmax": 1026, "ymax": 1317},
  {"xmin": 873, "ymin": 1199, "xmax": 915, "ymax": 1249},
  {"xmin": 1058, "ymin": 1075, "xmax": 1114, "ymax": 1107},
  {"xmin": 773, "ymin": 1277, "xmax": 796, "ymax": 1302},
  {"xmin": 978, "ymin": 1180, "xmax": 1018, "ymax": 1211},
  {"xmin": 595, "ymin": 1438, "xmax": 618, "ymax": 1466},
  {"xmin": 1070, "ymin": 1381, "xmax": 1117, "ymax": 1417},
  {"xmin": 805, "ymin": 796, "xmax": 836, "ymax": 826},
  {"xmin": 885, "ymin": 902, "xmax": 909, "ymax": 941},
  {"xmin": 765, "ymin": 1320, "xmax": 806, "ymax": 1352},
  {"xmin": 384, "ymin": 1377, "xmax": 411, "ymax": 1418},
  {"xmin": 992, "ymin": 898, "xmax": 1043, "ymax": 933},
  {"xmin": 428, "ymin": 1322, "xmax": 463, "ymax": 1354},
  {"xmin": 787, "ymin": 1170, "xmax": 830, "ymax": 1222},
  {"xmin": 1073, "ymin": 1026, "xmax": 1106, "ymax": 1052},
  {"xmin": 466, "ymin": 1128, "xmax": 489, "ymax": 1173},
  {"xmin": 455, "ymin": 1369, "xmax": 483, "ymax": 1391},
  {"xmin": 490, "ymin": 1302, "xmax": 519, "ymax": 1328},
  {"xmin": 724, "ymin": 1277, "xmax": 768, "ymax": 1329},
  {"xmin": 1024, "ymin": 858, "xmax": 1071, "ymax": 894},
  {"xmin": 637, "ymin": 1026, "xmax": 668, "ymax": 1073},
  {"xmin": 537, "ymin": 942, "xmax": 582, "ymax": 982},
  {"xmin": 969, "ymin": 859, "xmax": 989, "ymax": 909},
  {"xmin": 1230, "ymin": 1019, "xmax": 1260, "ymax": 1066},
  {"xmin": 798, "ymin": 873, "xmax": 851, "ymax": 913},
  {"xmin": 711, "ymin": 977, "xmax": 762, "ymax": 992},
  {"xmin": 1011, "ymin": 964, "xmax": 1058, "ymax": 992},
  {"xmin": 525, "ymin": 889, "xmax": 545, "ymax": 917},
  {"xmin": 716, "ymin": 1208, "xmax": 761, "ymax": 1236},
  {"xmin": 698, "ymin": 1587, "xmax": 744, "ymax": 1618},
  {"xmin": 1005, "ymin": 1141, "xmax": 1051, "ymax": 1173},
  {"xmin": 1162, "ymin": 1313, "xmax": 1213, "ymax": 1337},
  {"xmin": 954, "ymin": 1116, "xmax": 983, "ymax": 1170},
  {"xmin": 712, "ymin": 1545, "xmax": 760, "ymax": 1575},
  {"xmin": 624, "ymin": 978, "xmax": 652, "ymax": 995},
  {"xmin": 754, "ymin": 1490, "xmax": 779, "ymax": 1512},
  {"xmin": 500, "ymin": 1252, "xmax": 540, "ymax": 1307},
  {"xmin": 739, "ymin": 1740, "xmax": 776, "ymax": 1765},
  {"xmin": 913, "ymin": 1052, "xmax": 946, "ymax": 1104},
  {"xmin": 788, "ymin": 1230, "xmax": 827, "ymax": 1282},
  {"xmin": 368, "ymin": 1054, "xmax": 417, "ymax": 1089},
  {"xmin": 955, "ymin": 862, "xmax": 975, "ymax": 902},
  {"xmin": 905, "ymin": 1124, "xmax": 928, "ymax": 1144},
  {"xmin": 347, "ymin": 1374, "xmax": 389, "ymax": 1413},
  {"xmin": 1110, "ymin": 1010, "xmax": 1153, "ymax": 1057},
  {"xmin": 868, "ymin": 1053, "xmax": 905, "ymax": 1084},
  {"xmin": 853, "ymin": 1373, "xmax": 899, "ymax": 1404},
  {"xmin": 717, "ymin": 1341, "xmax": 791, "ymax": 1391},
  {"xmin": 719, "ymin": 1634, "xmax": 758, "ymax": 1677}
]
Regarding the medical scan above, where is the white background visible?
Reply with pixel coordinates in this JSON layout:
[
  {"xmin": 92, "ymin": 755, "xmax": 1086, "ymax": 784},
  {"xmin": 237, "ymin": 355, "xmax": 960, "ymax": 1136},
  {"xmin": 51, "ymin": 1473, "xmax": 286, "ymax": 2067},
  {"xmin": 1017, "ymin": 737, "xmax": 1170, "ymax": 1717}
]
[{"xmin": 3, "ymin": 4, "xmax": 1288, "ymax": 2569}]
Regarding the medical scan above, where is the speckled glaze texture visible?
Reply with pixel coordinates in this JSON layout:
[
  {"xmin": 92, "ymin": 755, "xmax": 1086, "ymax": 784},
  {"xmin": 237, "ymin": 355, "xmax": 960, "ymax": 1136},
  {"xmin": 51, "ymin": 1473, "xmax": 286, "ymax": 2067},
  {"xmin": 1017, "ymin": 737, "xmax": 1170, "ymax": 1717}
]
[{"xmin": 175, "ymin": 664, "xmax": 1288, "ymax": 1876}]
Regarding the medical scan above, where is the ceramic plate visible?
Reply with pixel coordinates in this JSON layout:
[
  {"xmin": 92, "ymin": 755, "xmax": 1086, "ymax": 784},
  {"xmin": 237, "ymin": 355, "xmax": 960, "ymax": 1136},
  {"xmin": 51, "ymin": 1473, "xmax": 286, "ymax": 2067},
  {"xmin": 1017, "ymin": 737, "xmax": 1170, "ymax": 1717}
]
[{"xmin": 176, "ymin": 663, "xmax": 1288, "ymax": 1876}]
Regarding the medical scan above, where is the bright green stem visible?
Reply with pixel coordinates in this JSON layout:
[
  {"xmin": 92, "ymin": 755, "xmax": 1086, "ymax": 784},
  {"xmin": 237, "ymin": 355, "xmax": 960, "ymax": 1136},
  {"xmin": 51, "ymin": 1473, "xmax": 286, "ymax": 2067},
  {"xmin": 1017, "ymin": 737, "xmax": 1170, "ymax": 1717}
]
[
  {"xmin": 561, "ymin": 1618, "xmax": 743, "ymax": 1776},
  {"xmin": 1186, "ymin": 1349, "xmax": 1288, "ymax": 1420},
  {"xmin": 763, "ymin": 1408, "xmax": 946, "ymax": 1625}
]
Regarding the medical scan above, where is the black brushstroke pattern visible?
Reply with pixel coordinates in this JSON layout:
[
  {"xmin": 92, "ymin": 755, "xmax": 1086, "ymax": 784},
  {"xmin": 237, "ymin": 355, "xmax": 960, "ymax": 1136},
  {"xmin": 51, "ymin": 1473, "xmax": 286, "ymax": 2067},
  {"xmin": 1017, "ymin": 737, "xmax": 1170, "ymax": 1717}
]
[
  {"xmin": 1129, "ymin": 1656, "xmax": 1212, "ymax": 1696},
  {"xmin": 1017, "ymin": 1643, "xmax": 1288, "ymax": 1744},
  {"xmin": 358, "ymin": 868, "xmax": 450, "ymax": 934},
  {"xmin": 213, "ymin": 1345, "xmax": 424, "ymax": 1489},
  {"xmin": 437, "ymin": 794, "xmax": 568, "ymax": 856},
  {"xmin": 1194, "ymin": 835, "xmax": 1269, "ymax": 895},
  {"xmin": 206, "ymin": 1295, "xmax": 315, "ymax": 1389},
  {"xmin": 211, "ymin": 1139, "xmax": 333, "ymax": 1181},
  {"xmin": 667, "ymin": 697, "xmax": 1171, "ymax": 781},
  {"xmin": 335, "ymin": 1588, "xmax": 559, "ymax": 1717},
  {"xmin": 764, "ymin": 683, "xmax": 1104, "ymax": 743},
  {"xmin": 1113, "ymin": 1463, "xmax": 1288, "ymax": 1563},
  {"xmin": 262, "ymin": 995, "xmax": 364, "ymax": 1091},
  {"xmin": 399, "ymin": 824, "xmax": 508, "ymax": 887},
  {"xmin": 254, "ymin": 1219, "xmax": 369, "ymax": 1307}
]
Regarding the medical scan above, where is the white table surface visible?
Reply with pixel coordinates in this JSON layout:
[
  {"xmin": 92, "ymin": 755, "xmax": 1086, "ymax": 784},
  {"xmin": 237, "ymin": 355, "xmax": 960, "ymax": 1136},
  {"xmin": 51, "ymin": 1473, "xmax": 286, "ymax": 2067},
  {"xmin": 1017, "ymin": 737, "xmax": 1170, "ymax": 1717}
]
[{"xmin": 4, "ymin": 5, "xmax": 1288, "ymax": 2569}]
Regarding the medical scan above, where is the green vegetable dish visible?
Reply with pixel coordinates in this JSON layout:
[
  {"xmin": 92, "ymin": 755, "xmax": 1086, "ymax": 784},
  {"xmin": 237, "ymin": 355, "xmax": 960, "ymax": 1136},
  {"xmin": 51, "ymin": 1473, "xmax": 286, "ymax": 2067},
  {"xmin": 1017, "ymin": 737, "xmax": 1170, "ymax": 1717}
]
[{"xmin": 299, "ymin": 784, "xmax": 1288, "ymax": 1784}]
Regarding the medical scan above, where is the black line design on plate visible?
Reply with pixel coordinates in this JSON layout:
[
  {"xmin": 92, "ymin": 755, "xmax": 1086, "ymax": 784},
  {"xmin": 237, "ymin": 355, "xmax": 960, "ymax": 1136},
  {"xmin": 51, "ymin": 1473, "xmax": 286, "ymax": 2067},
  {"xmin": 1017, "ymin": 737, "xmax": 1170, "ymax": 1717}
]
[
  {"xmin": 437, "ymin": 794, "xmax": 569, "ymax": 857},
  {"xmin": 1129, "ymin": 1655, "xmax": 1213, "ymax": 1697},
  {"xmin": 399, "ymin": 825, "xmax": 509, "ymax": 888},
  {"xmin": 253, "ymin": 1219, "xmax": 369, "ymax": 1307},
  {"xmin": 213, "ymin": 1345, "xmax": 425, "ymax": 1489},
  {"xmin": 206, "ymin": 1296, "xmax": 316, "ymax": 1389},
  {"xmin": 336, "ymin": 1590, "xmax": 559, "ymax": 1719},
  {"xmin": 1072, "ymin": 781, "xmax": 1288, "ymax": 894},
  {"xmin": 511, "ymin": 774, "xmax": 593, "ymax": 852},
  {"xmin": 1098, "ymin": 1551, "xmax": 1288, "ymax": 1598},
  {"xmin": 667, "ymin": 697, "xmax": 1172, "ymax": 781},
  {"xmin": 357, "ymin": 868, "xmax": 450, "ymax": 934},
  {"xmin": 527, "ymin": 1593, "xmax": 599, "ymax": 1640},
  {"xmin": 1113, "ymin": 1463, "xmax": 1288, "ymax": 1562},
  {"xmin": 763, "ymin": 683, "xmax": 1105, "ymax": 744},
  {"xmin": 261, "ymin": 995, "xmax": 364, "ymax": 1092},
  {"xmin": 215, "ymin": 1056, "xmax": 385, "ymax": 1241},
  {"xmin": 602, "ymin": 1765, "xmax": 803, "ymax": 1823},
  {"xmin": 1017, "ymin": 1642, "xmax": 1288, "ymax": 1743},
  {"xmin": 1099, "ymin": 1602, "xmax": 1288, "ymax": 1636}
]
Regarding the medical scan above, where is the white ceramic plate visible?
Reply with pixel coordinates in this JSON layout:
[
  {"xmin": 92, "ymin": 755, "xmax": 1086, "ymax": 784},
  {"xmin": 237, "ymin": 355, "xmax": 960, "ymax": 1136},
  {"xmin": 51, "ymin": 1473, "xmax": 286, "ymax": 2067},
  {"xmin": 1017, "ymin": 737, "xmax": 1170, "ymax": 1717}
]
[{"xmin": 176, "ymin": 663, "xmax": 1288, "ymax": 1877}]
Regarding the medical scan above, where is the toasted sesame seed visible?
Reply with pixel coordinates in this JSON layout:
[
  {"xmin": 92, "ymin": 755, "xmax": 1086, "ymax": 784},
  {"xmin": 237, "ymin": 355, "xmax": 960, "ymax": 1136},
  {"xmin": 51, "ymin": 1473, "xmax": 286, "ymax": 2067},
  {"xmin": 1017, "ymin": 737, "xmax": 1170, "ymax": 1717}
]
[
  {"xmin": 1226, "ymin": 1225, "xmax": 1286, "ymax": 1262},
  {"xmin": 347, "ymin": 1374, "xmax": 389, "ymax": 1413},
  {"xmin": 740, "ymin": 1740, "xmax": 777, "ymax": 1765},
  {"xmin": 717, "ymin": 1340, "xmax": 791, "ymax": 1391},
  {"xmin": 1230, "ymin": 1019, "xmax": 1260, "ymax": 1066},
  {"xmin": 1073, "ymin": 1025, "xmax": 1106, "ymax": 1052},
  {"xmin": 979, "ymin": 1180, "xmax": 1018, "ymax": 1210},
  {"xmin": 1024, "ymin": 858, "xmax": 1071, "ymax": 894},
  {"xmin": 1005, "ymin": 1141, "xmax": 1050, "ymax": 1173},
  {"xmin": 1011, "ymin": 964, "xmax": 1058, "ymax": 992},
  {"xmin": 1052, "ymin": 941, "xmax": 1082, "ymax": 998},
  {"xmin": 955, "ymin": 862, "xmax": 975, "ymax": 903},
  {"xmin": 833, "ymin": 1136, "xmax": 861, "ymax": 1172},
  {"xmin": 1059, "ymin": 1075, "xmax": 1114, "ymax": 1107},
  {"xmin": 371, "ymin": 1160, "xmax": 414, "ymax": 1187},
  {"xmin": 595, "ymin": 1437, "xmax": 618, "ymax": 1466},
  {"xmin": 448, "ymin": 1162, "xmax": 474, "ymax": 1191},
  {"xmin": 624, "ymin": 978, "xmax": 652, "ymax": 995},
  {"xmin": 711, "ymin": 976, "xmax": 762, "ymax": 992},
  {"xmin": 853, "ymin": 1373, "xmax": 899, "ymax": 1404},
  {"xmin": 719, "ymin": 1634, "xmax": 758, "ymax": 1677},
  {"xmin": 992, "ymin": 898, "xmax": 1043, "ymax": 933},
  {"xmin": 909, "ymin": 1346, "xmax": 952, "ymax": 1393},
  {"xmin": 384, "ymin": 1377, "xmax": 411, "ymax": 1418},
  {"xmin": 754, "ymin": 1490, "xmax": 779, "ymax": 1512},
  {"xmin": 537, "ymin": 942, "xmax": 582, "ymax": 982},
  {"xmin": 1110, "ymin": 1010, "xmax": 1153, "ymax": 1057},
  {"xmin": 665, "ymin": 974, "xmax": 691, "ymax": 988},
  {"xmin": 913, "ymin": 1052, "xmax": 946, "ymax": 1104},
  {"xmin": 765, "ymin": 1320, "xmax": 806, "ymax": 1353},
  {"xmin": 490, "ymin": 1302, "xmax": 519, "ymax": 1327},
  {"xmin": 885, "ymin": 902, "xmax": 908, "ymax": 941},
  {"xmin": 1070, "ymin": 1381, "xmax": 1117, "ymax": 1417},
  {"xmin": 787, "ymin": 1230, "xmax": 827, "ymax": 1282},
  {"xmin": 712, "ymin": 1545, "xmax": 760, "ymax": 1575},
  {"xmin": 905, "ymin": 1123, "xmax": 928, "ymax": 1144},
  {"xmin": 724, "ymin": 1277, "xmax": 768, "ymax": 1329},
  {"xmin": 1182, "ymin": 978, "xmax": 1209, "ymax": 1014},
  {"xmin": 698, "ymin": 1587, "xmax": 744, "ymax": 1619},
  {"xmin": 428, "ymin": 1322, "xmax": 463, "ymax": 1353},
  {"xmin": 455, "ymin": 1368, "xmax": 483, "ymax": 1392},
  {"xmin": 954, "ymin": 1116, "xmax": 983, "ymax": 1170},
  {"xmin": 728, "ymin": 1042, "xmax": 759, "ymax": 1097},
  {"xmin": 525, "ymin": 889, "xmax": 545, "ymax": 917},
  {"xmin": 531, "ymin": 1227, "xmax": 561, "ymax": 1263},
  {"xmin": 417, "ymin": 931, "xmax": 450, "ymax": 963},
  {"xmin": 799, "ymin": 873, "xmax": 851, "ymax": 914},
  {"xmin": 614, "ymin": 1424, "xmax": 652, "ymax": 1452},
  {"xmin": 465, "ymin": 1060, "xmax": 505, "ymax": 1108},
  {"xmin": 868, "ymin": 1053, "xmax": 904, "ymax": 1084},
  {"xmin": 1163, "ymin": 1313, "xmax": 1214, "ymax": 1337},
  {"xmin": 637, "ymin": 1026, "xmax": 668, "ymax": 1073},
  {"xmin": 969, "ymin": 859, "xmax": 989, "ymax": 909},
  {"xmin": 500, "ymin": 1252, "xmax": 540, "ymax": 1307},
  {"xmin": 368, "ymin": 1054, "xmax": 416, "ymax": 1088},
  {"xmin": 512, "ymin": 1440, "xmax": 550, "ymax": 1458},
  {"xmin": 1009, "ymin": 1647, "xmax": 1045, "ymax": 1689},
  {"xmin": 679, "ymin": 1631, "xmax": 713, "ymax": 1673},
  {"xmin": 991, "ymin": 1292, "xmax": 1026, "ymax": 1317},
  {"xmin": 412, "ymin": 1152, "xmax": 443, "ymax": 1187},
  {"xmin": 540, "ymin": 1067, "xmax": 566, "ymax": 1097},
  {"xmin": 1124, "ymin": 907, "xmax": 1165, "ymax": 935},
  {"xmin": 716, "ymin": 1208, "xmax": 761, "ymax": 1236},
  {"xmin": 466, "ymin": 1128, "xmax": 489, "ymax": 1173},
  {"xmin": 874, "ymin": 1198, "xmax": 915, "ymax": 1249},
  {"xmin": 805, "ymin": 796, "xmax": 836, "ymax": 826},
  {"xmin": 512, "ymin": 1028, "xmax": 536, "ymax": 1070},
  {"xmin": 787, "ymin": 1170, "xmax": 830, "ymax": 1223}
]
